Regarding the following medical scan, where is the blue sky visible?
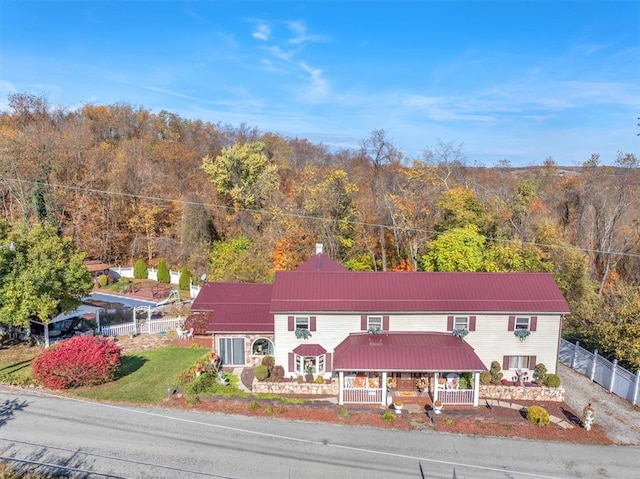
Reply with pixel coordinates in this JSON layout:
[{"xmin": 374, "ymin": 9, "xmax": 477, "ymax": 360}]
[{"xmin": 1, "ymin": 1, "xmax": 639, "ymax": 166}]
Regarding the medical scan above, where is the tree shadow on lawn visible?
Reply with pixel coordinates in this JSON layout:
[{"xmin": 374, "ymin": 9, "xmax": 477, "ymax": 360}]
[
  {"xmin": 0, "ymin": 359, "xmax": 34, "ymax": 374},
  {"xmin": 115, "ymin": 355, "xmax": 148, "ymax": 379}
]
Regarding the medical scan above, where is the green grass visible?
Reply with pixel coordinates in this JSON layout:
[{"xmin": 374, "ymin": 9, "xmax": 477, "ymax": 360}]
[{"xmin": 70, "ymin": 346, "xmax": 206, "ymax": 403}]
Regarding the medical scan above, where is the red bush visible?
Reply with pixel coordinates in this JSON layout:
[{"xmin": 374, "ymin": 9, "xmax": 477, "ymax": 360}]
[{"xmin": 31, "ymin": 335, "xmax": 121, "ymax": 389}]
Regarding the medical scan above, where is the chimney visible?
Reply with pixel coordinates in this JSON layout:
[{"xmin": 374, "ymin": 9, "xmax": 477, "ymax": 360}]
[{"xmin": 315, "ymin": 243, "xmax": 323, "ymax": 255}]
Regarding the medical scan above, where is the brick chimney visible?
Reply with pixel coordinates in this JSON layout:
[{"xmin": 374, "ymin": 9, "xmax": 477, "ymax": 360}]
[{"xmin": 315, "ymin": 243, "xmax": 323, "ymax": 255}]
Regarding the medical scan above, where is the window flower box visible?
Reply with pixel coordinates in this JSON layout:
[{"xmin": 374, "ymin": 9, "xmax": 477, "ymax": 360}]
[{"xmin": 514, "ymin": 329, "xmax": 531, "ymax": 341}]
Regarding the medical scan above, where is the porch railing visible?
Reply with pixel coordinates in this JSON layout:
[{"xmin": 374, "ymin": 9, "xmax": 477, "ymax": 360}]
[
  {"xmin": 343, "ymin": 387, "xmax": 383, "ymax": 404},
  {"xmin": 438, "ymin": 388, "xmax": 474, "ymax": 405}
]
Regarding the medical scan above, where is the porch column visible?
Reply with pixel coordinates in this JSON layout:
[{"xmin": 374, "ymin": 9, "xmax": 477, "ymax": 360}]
[
  {"xmin": 338, "ymin": 371, "xmax": 344, "ymax": 405},
  {"xmin": 381, "ymin": 372, "xmax": 388, "ymax": 406},
  {"xmin": 433, "ymin": 372, "xmax": 439, "ymax": 403},
  {"xmin": 44, "ymin": 327, "xmax": 50, "ymax": 348},
  {"xmin": 473, "ymin": 371, "xmax": 480, "ymax": 406}
]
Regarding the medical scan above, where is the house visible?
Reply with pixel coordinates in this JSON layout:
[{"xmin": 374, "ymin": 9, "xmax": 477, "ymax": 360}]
[{"xmin": 192, "ymin": 245, "xmax": 570, "ymax": 406}]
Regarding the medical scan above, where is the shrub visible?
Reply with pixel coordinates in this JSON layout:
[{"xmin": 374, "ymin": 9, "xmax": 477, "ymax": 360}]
[
  {"xmin": 254, "ymin": 365, "xmax": 269, "ymax": 381},
  {"xmin": 183, "ymin": 371, "xmax": 217, "ymax": 396},
  {"xmin": 31, "ymin": 335, "xmax": 121, "ymax": 389},
  {"xmin": 381, "ymin": 410, "xmax": 396, "ymax": 422},
  {"xmin": 157, "ymin": 259, "xmax": 170, "ymax": 283},
  {"xmin": 545, "ymin": 373, "xmax": 561, "ymax": 388},
  {"xmin": 338, "ymin": 407, "xmax": 351, "ymax": 419},
  {"xmin": 248, "ymin": 401, "xmax": 261, "ymax": 411},
  {"xmin": 526, "ymin": 405, "xmax": 550, "ymax": 426},
  {"xmin": 270, "ymin": 365, "xmax": 285, "ymax": 382},
  {"xmin": 133, "ymin": 259, "xmax": 148, "ymax": 279},
  {"xmin": 98, "ymin": 274, "xmax": 109, "ymax": 287},
  {"xmin": 533, "ymin": 363, "xmax": 548, "ymax": 385},
  {"xmin": 489, "ymin": 361, "xmax": 503, "ymax": 385},
  {"xmin": 183, "ymin": 312, "xmax": 210, "ymax": 335},
  {"xmin": 179, "ymin": 267, "xmax": 191, "ymax": 291},
  {"xmin": 261, "ymin": 355, "xmax": 275, "ymax": 372},
  {"xmin": 479, "ymin": 370, "xmax": 492, "ymax": 385},
  {"xmin": 315, "ymin": 375, "xmax": 325, "ymax": 384}
]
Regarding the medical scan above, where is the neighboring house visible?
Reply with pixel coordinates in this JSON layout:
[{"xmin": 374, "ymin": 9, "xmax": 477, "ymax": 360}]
[{"xmin": 192, "ymin": 245, "xmax": 570, "ymax": 406}]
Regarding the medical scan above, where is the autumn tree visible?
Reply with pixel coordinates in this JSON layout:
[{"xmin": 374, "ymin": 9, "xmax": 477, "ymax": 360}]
[
  {"xmin": 421, "ymin": 224, "xmax": 486, "ymax": 272},
  {"xmin": 201, "ymin": 141, "xmax": 279, "ymax": 212},
  {"xmin": 209, "ymin": 236, "xmax": 273, "ymax": 283}
]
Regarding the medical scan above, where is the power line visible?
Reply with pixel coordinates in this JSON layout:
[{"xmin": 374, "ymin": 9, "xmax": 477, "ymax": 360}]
[{"xmin": 2, "ymin": 176, "xmax": 640, "ymax": 260}]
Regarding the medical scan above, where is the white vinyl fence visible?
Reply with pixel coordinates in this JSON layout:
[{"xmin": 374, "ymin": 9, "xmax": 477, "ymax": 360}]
[
  {"xmin": 559, "ymin": 338, "xmax": 640, "ymax": 406},
  {"xmin": 107, "ymin": 266, "xmax": 201, "ymax": 300},
  {"xmin": 100, "ymin": 317, "xmax": 185, "ymax": 338}
]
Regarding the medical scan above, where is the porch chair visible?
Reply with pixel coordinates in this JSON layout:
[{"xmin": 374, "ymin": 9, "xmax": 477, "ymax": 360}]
[{"xmin": 185, "ymin": 328, "xmax": 194, "ymax": 340}]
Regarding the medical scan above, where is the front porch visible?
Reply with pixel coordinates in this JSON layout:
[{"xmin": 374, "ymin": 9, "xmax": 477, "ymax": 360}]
[{"xmin": 338, "ymin": 371, "xmax": 480, "ymax": 407}]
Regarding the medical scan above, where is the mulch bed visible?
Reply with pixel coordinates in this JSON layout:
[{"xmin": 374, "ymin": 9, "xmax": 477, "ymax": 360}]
[
  {"xmin": 167, "ymin": 395, "xmax": 612, "ymax": 444},
  {"xmin": 410, "ymin": 400, "xmax": 612, "ymax": 445},
  {"xmin": 168, "ymin": 396, "xmax": 412, "ymax": 430}
]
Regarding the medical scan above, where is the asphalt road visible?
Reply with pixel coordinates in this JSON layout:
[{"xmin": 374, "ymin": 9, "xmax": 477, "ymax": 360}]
[{"xmin": 0, "ymin": 387, "xmax": 637, "ymax": 479}]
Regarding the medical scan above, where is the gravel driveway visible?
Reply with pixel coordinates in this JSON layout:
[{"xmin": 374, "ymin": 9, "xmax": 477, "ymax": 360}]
[{"xmin": 558, "ymin": 363, "xmax": 640, "ymax": 445}]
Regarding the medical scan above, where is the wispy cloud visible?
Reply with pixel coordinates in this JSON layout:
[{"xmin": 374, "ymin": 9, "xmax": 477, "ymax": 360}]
[
  {"xmin": 285, "ymin": 20, "xmax": 329, "ymax": 45},
  {"xmin": 252, "ymin": 24, "xmax": 271, "ymax": 41},
  {"xmin": 252, "ymin": 20, "xmax": 332, "ymax": 103}
]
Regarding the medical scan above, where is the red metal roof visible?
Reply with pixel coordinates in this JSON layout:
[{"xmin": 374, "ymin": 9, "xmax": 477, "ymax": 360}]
[
  {"xmin": 333, "ymin": 332, "xmax": 487, "ymax": 372},
  {"xmin": 293, "ymin": 344, "xmax": 327, "ymax": 356},
  {"xmin": 191, "ymin": 283, "xmax": 273, "ymax": 333},
  {"xmin": 271, "ymin": 271, "xmax": 569, "ymax": 314}
]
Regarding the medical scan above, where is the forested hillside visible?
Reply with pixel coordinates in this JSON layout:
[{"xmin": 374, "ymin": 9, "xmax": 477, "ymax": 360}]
[{"xmin": 1, "ymin": 93, "xmax": 639, "ymax": 370}]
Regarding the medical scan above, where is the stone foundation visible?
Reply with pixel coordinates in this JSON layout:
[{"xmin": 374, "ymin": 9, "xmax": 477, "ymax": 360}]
[
  {"xmin": 252, "ymin": 379, "xmax": 339, "ymax": 396},
  {"xmin": 480, "ymin": 384, "xmax": 565, "ymax": 402}
]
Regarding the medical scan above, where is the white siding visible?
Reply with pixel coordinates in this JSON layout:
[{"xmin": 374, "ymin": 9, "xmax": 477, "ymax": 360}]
[{"xmin": 274, "ymin": 312, "xmax": 562, "ymax": 377}]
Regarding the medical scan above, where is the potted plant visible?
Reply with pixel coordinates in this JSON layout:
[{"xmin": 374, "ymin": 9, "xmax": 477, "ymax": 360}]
[
  {"xmin": 433, "ymin": 399, "xmax": 443, "ymax": 414},
  {"xmin": 416, "ymin": 377, "xmax": 428, "ymax": 394},
  {"xmin": 194, "ymin": 366, "xmax": 204, "ymax": 377},
  {"xmin": 393, "ymin": 400, "xmax": 403, "ymax": 413},
  {"xmin": 386, "ymin": 377, "xmax": 397, "ymax": 390}
]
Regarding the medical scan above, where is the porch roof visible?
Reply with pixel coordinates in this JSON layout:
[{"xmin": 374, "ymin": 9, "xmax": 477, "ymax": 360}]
[{"xmin": 332, "ymin": 332, "xmax": 487, "ymax": 372}]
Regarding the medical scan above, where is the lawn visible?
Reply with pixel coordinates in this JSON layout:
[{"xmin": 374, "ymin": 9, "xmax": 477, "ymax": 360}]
[
  {"xmin": 70, "ymin": 346, "xmax": 207, "ymax": 403},
  {"xmin": 0, "ymin": 344, "xmax": 38, "ymax": 382}
]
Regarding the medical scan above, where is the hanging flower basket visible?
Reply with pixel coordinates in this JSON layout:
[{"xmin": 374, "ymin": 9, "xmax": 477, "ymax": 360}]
[
  {"xmin": 295, "ymin": 328, "xmax": 312, "ymax": 339},
  {"xmin": 452, "ymin": 328, "xmax": 469, "ymax": 339},
  {"xmin": 514, "ymin": 329, "xmax": 531, "ymax": 341}
]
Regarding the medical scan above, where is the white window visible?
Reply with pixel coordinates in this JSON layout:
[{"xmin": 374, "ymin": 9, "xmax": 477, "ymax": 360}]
[
  {"xmin": 454, "ymin": 316, "xmax": 469, "ymax": 331},
  {"xmin": 508, "ymin": 355, "xmax": 530, "ymax": 370},
  {"xmin": 295, "ymin": 316, "xmax": 309, "ymax": 330},
  {"xmin": 295, "ymin": 354, "xmax": 325, "ymax": 374},
  {"xmin": 515, "ymin": 317, "xmax": 530, "ymax": 330},
  {"xmin": 219, "ymin": 337, "xmax": 245, "ymax": 366},
  {"xmin": 367, "ymin": 316, "xmax": 382, "ymax": 332},
  {"xmin": 251, "ymin": 338, "xmax": 273, "ymax": 356}
]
